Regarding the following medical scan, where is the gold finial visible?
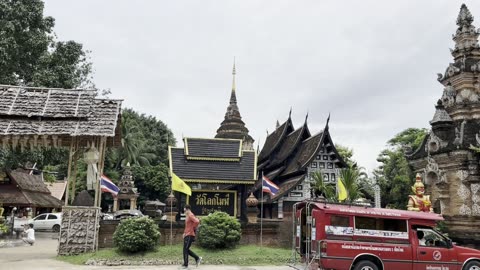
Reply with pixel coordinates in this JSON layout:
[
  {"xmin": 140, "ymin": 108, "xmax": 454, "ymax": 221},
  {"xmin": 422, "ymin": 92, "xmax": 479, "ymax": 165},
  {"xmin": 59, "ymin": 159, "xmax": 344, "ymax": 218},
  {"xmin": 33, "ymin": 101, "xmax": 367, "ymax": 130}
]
[{"xmin": 232, "ymin": 57, "xmax": 236, "ymax": 92}]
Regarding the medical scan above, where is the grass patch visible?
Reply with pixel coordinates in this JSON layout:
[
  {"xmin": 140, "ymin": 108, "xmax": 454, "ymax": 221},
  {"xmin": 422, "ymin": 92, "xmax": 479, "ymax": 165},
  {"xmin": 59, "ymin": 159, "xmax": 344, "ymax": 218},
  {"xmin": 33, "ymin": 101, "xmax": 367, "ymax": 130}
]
[{"xmin": 58, "ymin": 244, "xmax": 291, "ymax": 266}]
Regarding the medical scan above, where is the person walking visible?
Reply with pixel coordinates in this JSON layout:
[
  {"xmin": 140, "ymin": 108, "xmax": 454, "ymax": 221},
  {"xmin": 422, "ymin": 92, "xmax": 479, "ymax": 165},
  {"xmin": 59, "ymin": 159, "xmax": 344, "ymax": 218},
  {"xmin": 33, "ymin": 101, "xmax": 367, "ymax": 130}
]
[
  {"xmin": 22, "ymin": 223, "xmax": 35, "ymax": 246},
  {"xmin": 181, "ymin": 204, "xmax": 202, "ymax": 269}
]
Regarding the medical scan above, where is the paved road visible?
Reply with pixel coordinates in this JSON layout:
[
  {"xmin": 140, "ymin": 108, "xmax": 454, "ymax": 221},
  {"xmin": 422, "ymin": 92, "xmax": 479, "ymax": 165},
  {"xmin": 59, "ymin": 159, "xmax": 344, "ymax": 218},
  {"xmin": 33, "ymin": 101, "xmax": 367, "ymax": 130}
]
[{"xmin": 0, "ymin": 233, "xmax": 299, "ymax": 270}]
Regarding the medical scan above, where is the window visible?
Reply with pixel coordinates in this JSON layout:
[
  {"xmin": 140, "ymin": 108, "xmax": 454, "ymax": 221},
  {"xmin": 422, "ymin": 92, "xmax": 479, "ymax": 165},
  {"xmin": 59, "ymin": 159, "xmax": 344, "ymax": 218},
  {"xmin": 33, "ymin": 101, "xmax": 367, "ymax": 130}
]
[
  {"xmin": 317, "ymin": 155, "xmax": 321, "ymax": 160},
  {"xmin": 331, "ymin": 215, "xmax": 350, "ymax": 227},
  {"xmin": 323, "ymin": 155, "xmax": 328, "ymax": 160},
  {"xmin": 34, "ymin": 214, "xmax": 47, "ymax": 221},
  {"xmin": 355, "ymin": 217, "xmax": 408, "ymax": 238},
  {"xmin": 331, "ymin": 173, "xmax": 336, "ymax": 181},
  {"xmin": 324, "ymin": 174, "xmax": 329, "ymax": 181},
  {"xmin": 311, "ymin": 162, "xmax": 317, "ymax": 168},
  {"xmin": 297, "ymin": 185, "xmax": 303, "ymax": 190},
  {"xmin": 47, "ymin": 215, "xmax": 58, "ymax": 220},
  {"xmin": 320, "ymin": 148, "xmax": 325, "ymax": 153},
  {"xmin": 417, "ymin": 228, "xmax": 449, "ymax": 248},
  {"xmin": 327, "ymin": 163, "xmax": 333, "ymax": 169},
  {"xmin": 319, "ymin": 163, "xmax": 325, "ymax": 169}
]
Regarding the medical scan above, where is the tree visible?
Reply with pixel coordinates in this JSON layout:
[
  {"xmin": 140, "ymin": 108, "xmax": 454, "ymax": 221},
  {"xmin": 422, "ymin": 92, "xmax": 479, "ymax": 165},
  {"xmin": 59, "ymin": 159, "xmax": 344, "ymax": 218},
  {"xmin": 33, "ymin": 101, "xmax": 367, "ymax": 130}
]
[
  {"xmin": 373, "ymin": 128, "xmax": 428, "ymax": 209},
  {"xmin": 0, "ymin": 0, "xmax": 93, "ymax": 88},
  {"xmin": 309, "ymin": 171, "xmax": 335, "ymax": 200},
  {"xmin": 131, "ymin": 164, "xmax": 170, "ymax": 204},
  {"xmin": 339, "ymin": 166, "xmax": 367, "ymax": 203},
  {"xmin": 335, "ymin": 144, "xmax": 356, "ymax": 167}
]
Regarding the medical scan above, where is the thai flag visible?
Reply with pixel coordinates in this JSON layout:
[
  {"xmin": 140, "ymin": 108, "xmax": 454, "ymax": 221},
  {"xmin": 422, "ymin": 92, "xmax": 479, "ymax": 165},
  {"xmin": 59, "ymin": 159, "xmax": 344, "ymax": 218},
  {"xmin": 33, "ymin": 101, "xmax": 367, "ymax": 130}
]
[
  {"xmin": 262, "ymin": 175, "xmax": 279, "ymax": 196},
  {"xmin": 101, "ymin": 175, "xmax": 120, "ymax": 196}
]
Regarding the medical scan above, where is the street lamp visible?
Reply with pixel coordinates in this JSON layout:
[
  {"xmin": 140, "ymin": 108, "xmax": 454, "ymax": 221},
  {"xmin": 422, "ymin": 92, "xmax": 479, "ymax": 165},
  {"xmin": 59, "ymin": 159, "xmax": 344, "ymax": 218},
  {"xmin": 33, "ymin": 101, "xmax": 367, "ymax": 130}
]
[{"xmin": 11, "ymin": 207, "xmax": 17, "ymax": 236}]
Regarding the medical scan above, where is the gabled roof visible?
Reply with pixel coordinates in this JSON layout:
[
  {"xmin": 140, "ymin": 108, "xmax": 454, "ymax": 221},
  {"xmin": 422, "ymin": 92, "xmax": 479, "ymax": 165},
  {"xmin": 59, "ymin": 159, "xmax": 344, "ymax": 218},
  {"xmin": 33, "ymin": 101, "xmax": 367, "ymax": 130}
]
[
  {"xmin": 45, "ymin": 181, "xmax": 67, "ymax": 200},
  {"xmin": 258, "ymin": 117, "xmax": 294, "ymax": 162},
  {"xmin": 185, "ymin": 138, "xmax": 241, "ymax": 159},
  {"xmin": 170, "ymin": 146, "xmax": 256, "ymax": 184},
  {"xmin": 8, "ymin": 169, "xmax": 50, "ymax": 193},
  {"xmin": 268, "ymin": 123, "xmax": 310, "ymax": 169},
  {"xmin": 281, "ymin": 131, "xmax": 324, "ymax": 177}
]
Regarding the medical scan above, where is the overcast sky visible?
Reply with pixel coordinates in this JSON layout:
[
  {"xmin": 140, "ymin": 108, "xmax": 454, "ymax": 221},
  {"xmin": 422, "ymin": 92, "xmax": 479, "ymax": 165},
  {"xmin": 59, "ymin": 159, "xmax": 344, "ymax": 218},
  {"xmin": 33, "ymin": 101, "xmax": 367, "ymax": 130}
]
[{"xmin": 44, "ymin": 1, "xmax": 480, "ymax": 173}]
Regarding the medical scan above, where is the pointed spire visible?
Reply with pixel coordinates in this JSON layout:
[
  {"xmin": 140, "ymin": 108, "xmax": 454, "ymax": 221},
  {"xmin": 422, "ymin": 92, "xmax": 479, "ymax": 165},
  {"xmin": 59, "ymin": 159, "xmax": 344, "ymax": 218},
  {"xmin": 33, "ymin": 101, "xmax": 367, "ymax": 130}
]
[
  {"xmin": 230, "ymin": 57, "xmax": 237, "ymax": 104},
  {"xmin": 276, "ymin": 120, "xmax": 280, "ymax": 129},
  {"xmin": 325, "ymin": 113, "xmax": 331, "ymax": 131},
  {"xmin": 305, "ymin": 111, "xmax": 309, "ymax": 124},
  {"xmin": 289, "ymin": 107, "xmax": 292, "ymax": 119},
  {"xmin": 457, "ymin": 4, "xmax": 474, "ymax": 27}
]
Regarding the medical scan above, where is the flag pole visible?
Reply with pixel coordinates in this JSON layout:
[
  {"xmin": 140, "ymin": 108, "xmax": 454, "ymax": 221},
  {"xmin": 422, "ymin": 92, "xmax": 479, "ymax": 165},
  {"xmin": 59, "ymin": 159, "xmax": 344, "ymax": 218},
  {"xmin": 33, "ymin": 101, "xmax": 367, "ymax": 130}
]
[
  {"xmin": 260, "ymin": 171, "xmax": 264, "ymax": 248},
  {"xmin": 167, "ymin": 134, "xmax": 173, "ymax": 247}
]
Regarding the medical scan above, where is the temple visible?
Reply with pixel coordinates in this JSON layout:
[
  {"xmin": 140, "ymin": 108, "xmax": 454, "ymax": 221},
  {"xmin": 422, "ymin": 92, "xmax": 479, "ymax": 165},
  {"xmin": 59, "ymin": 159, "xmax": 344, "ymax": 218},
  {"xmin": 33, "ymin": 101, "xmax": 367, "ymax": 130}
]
[
  {"xmin": 215, "ymin": 61, "xmax": 254, "ymax": 150},
  {"xmin": 169, "ymin": 62, "xmax": 256, "ymax": 221},
  {"xmin": 257, "ymin": 113, "xmax": 347, "ymax": 218},
  {"xmin": 407, "ymin": 4, "xmax": 480, "ymax": 245}
]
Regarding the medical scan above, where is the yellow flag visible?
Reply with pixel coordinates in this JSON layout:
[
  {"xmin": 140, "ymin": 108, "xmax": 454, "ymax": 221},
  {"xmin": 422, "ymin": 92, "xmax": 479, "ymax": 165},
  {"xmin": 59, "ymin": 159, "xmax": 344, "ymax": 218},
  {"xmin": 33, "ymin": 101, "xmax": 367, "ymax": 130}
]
[
  {"xmin": 171, "ymin": 172, "xmax": 191, "ymax": 196},
  {"xmin": 337, "ymin": 178, "xmax": 347, "ymax": 201}
]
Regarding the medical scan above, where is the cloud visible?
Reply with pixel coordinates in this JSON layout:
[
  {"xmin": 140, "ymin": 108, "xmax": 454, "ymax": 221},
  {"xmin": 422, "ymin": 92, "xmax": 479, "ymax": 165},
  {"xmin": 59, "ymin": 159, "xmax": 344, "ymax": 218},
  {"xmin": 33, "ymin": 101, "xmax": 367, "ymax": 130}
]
[{"xmin": 43, "ymin": 0, "xmax": 480, "ymax": 173}]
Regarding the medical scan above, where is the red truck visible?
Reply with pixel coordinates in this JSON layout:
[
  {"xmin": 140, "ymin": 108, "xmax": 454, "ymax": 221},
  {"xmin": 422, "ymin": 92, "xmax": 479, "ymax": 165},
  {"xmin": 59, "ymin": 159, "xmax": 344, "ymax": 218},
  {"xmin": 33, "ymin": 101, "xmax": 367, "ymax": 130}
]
[{"xmin": 294, "ymin": 200, "xmax": 480, "ymax": 270}]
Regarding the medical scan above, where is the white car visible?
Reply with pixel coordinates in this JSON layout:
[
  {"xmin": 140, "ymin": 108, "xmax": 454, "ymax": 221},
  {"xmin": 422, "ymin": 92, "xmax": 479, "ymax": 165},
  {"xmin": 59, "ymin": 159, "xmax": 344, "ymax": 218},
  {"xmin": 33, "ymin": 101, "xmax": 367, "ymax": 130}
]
[{"xmin": 32, "ymin": 213, "xmax": 62, "ymax": 232}]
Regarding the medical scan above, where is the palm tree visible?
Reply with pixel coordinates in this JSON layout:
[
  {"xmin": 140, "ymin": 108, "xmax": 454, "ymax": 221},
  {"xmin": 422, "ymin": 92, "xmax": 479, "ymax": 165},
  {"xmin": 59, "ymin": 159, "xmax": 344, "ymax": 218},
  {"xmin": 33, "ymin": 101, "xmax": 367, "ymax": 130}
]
[
  {"xmin": 339, "ymin": 166, "xmax": 367, "ymax": 202},
  {"xmin": 309, "ymin": 171, "xmax": 336, "ymax": 200}
]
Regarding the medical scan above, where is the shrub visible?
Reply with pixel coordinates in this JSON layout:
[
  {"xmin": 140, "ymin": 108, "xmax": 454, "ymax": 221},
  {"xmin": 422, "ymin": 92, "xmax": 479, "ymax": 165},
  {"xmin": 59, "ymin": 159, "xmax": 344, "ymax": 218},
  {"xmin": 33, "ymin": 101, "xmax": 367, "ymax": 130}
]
[
  {"xmin": 197, "ymin": 211, "xmax": 241, "ymax": 249},
  {"xmin": 113, "ymin": 217, "xmax": 160, "ymax": 253}
]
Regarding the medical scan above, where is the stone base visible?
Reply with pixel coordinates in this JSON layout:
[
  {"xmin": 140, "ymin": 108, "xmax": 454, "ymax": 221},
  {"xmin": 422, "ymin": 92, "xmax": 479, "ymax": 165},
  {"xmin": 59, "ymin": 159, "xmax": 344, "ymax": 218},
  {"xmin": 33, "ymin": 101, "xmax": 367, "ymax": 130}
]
[{"xmin": 246, "ymin": 206, "xmax": 258, "ymax": 223}]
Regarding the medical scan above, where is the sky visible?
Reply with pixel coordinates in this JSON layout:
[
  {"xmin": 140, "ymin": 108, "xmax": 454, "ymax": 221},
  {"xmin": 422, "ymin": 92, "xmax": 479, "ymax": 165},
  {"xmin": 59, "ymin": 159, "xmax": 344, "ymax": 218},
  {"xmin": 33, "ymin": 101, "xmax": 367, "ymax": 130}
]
[{"xmin": 43, "ymin": 0, "xmax": 480, "ymax": 174}]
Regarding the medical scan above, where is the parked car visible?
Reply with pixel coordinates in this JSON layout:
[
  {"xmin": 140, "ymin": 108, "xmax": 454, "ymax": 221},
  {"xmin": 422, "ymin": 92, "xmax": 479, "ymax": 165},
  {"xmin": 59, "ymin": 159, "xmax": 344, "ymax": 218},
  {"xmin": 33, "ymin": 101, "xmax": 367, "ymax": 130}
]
[
  {"xmin": 113, "ymin": 210, "xmax": 143, "ymax": 220},
  {"xmin": 32, "ymin": 213, "xmax": 62, "ymax": 232}
]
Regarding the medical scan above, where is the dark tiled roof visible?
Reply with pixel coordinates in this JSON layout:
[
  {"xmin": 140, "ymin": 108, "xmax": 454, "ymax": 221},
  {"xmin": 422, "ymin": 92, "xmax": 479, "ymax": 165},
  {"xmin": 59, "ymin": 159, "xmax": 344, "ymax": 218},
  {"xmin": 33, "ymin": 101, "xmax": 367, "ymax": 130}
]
[
  {"xmin": 0, "ymin": 184, "xmax": 61, "ymax": 207},
  {"xmin": 185, "ymin": 138, "xmax": 241, "ymax": 158},
  {"xmin": 281, "ymin": 131, "xmax": 324, "ymax": 177},
  {"xmin": 8, "ymin": 169, "xmax": 50, "ymax": 193},
  {"xmin": 272, "ymin": 174, "xmax": 306, "ymax": 200},
  {"xmin": 171, "ymin": 147, "xmax": 256, "ymax": 182},
  {"xmin": 258, "ymin": 118, "xmax": 293, "ymax": 161},
  {"xmin": 268, "ymin": 124, "xmax": 310, "ymax": 168}
]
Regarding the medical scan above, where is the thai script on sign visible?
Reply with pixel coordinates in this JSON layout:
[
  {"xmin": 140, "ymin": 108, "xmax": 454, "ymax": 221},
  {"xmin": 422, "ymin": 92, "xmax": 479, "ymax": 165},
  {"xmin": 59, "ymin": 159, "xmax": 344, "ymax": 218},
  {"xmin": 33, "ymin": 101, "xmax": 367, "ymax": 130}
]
[
  {"xmin": 338, "ymin": 208, "xmax": 402, "ymax": 217},
  {"xmin": 195, "ymin": 193, "xmax": 230, "ymax": 206},
  {"xmin": 341, "ymin": 244, "xmax": 405, "ymax": 252}
]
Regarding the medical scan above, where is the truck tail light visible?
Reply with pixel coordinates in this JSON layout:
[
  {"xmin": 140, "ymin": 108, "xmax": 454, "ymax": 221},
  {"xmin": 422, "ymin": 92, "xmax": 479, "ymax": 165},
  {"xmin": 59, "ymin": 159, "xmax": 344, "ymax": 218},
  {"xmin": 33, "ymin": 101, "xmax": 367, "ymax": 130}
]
[{"xmin": 319, "ymin": 241, "xmax": 327, "ymax": 256}]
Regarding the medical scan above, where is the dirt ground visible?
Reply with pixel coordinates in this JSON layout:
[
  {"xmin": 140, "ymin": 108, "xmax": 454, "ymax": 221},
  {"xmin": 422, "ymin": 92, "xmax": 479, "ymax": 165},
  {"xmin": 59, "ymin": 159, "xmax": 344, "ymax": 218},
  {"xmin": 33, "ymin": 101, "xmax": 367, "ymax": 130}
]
[{"xmin": 0, "ymin": 232, "xmax": 299, "ymax": 270}]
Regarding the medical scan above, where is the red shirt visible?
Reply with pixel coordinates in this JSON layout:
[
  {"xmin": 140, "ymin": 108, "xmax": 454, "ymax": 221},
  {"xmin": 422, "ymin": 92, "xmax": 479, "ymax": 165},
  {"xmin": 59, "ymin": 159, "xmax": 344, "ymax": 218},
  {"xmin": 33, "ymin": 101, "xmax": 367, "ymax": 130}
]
[{"xmin": 184, "ymin": 211, "xmax": 199, "ymax": 237}]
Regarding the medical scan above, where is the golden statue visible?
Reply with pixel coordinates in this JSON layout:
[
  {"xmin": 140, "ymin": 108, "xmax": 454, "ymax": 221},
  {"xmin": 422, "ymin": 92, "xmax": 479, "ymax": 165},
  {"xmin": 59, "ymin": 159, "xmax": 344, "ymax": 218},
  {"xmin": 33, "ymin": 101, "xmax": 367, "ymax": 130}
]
[{"xmin": 407, "ymin": 173, "xmax": 433, "ymax": 212}]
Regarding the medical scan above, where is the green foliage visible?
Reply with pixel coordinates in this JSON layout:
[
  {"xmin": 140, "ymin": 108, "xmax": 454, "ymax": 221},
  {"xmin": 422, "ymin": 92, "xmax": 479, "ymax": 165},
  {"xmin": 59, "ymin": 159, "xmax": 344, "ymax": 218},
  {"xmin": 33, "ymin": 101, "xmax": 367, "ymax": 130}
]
[
  {"xmin": 309, "ymin": 171, "xmax": 335, "ymax": 200},
  {"xmin": 0, "ymin": 148, "xmax": 68, "ymax": 179},
  {"xmin": 335, "ymin": 144, "xmax": 356, "ymax": 167},
  {"xmin": 113, "ymin": 217, "xmax": 160, "ymax": 253},
  {"xmin": 373, "ymin": 128, "xmax": 428, "ymax": 209},
  {"xmin": 131, "ymin": 164, "xmax": 170, "ymax": 204},
  {"xmin": 0, "ymin": 223, "xmax": 8, "ymax": 233},
  {"xmin": 339, "ymin": 166, "xmax": 367, "ymax": 202},
  {"xmin": 197, "ymin": 211, "xmax": 241, "ymax": 249},
  {"xmin": 0, "ymin": 0, "xmax": 94, "ymax": 88}
]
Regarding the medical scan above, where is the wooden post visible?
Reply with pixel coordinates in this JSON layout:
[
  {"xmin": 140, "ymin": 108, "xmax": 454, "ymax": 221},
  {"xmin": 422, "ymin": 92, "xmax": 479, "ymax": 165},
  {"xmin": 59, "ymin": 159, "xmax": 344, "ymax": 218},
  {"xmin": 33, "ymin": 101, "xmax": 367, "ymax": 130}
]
[
  {"xmin": 64, "ymin": 139, "xmax": 75, "ymax": 206},
  {"xmin": 71, "ymin": 138, "xmax": 79, "ymax": 201}
]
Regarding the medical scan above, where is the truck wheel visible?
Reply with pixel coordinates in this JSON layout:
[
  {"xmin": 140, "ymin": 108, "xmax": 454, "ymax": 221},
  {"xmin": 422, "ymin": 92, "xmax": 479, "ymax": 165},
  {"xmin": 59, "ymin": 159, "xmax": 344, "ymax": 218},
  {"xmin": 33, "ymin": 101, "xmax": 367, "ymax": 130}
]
[
  {"xmin": 464, "ymin": 261, "xmax": 480, "ymax": 270},
  {"xmin": 52, "ymin": 224, "xmax": 60, "ymax": 232},
  {"xmin": 353, "ymin": 260, "xmax": 379, "ymax": 270}
]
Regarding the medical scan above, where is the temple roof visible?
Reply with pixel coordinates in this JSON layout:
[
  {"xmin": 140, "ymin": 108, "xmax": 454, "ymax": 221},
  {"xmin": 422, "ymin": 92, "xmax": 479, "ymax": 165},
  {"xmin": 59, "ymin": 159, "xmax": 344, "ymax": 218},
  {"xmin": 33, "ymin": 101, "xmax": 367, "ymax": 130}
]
[
  {"xmin": 430, "ymin": 100, "xmax": 453, "ymax": 125},
  {"xmin": 258, "ymin": 117, "xmax": 294, "ymax": 162},
  {"xmin": 215, "ymin": 63, "xmax": 254, "ymax": 147},
  {"xmin": 281, "ymin": 131, "xmax": 324, "ymax": 177},
  {"xmin": 170, "ymin": 142, "xmax": 256, "ymax": 184},
  {"xmin": 268, "ymin": 122, "xmax": 310, "ymax": 168},
  {"xmin": 185, "ymin": 138, "xmax": 241, "ymax": 159}
]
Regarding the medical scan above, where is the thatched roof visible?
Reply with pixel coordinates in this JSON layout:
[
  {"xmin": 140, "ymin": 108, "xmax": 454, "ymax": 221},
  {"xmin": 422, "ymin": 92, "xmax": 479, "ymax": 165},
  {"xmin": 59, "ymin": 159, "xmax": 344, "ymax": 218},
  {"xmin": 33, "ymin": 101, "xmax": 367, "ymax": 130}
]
[
  {"xmin": 0, "ymin": 169, "xmax": 62, "ymax": 208},
  {"xmin": 0, "ymin": 85, "xmax": 122, "ymax": 147}
]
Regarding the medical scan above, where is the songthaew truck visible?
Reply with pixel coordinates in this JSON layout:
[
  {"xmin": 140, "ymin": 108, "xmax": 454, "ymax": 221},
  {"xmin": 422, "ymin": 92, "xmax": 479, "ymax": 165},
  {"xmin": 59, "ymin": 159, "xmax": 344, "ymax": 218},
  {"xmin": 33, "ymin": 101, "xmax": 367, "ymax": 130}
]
[{"xmin": 294, "ymin": 200, "xmax": 480, "ymax": 270}]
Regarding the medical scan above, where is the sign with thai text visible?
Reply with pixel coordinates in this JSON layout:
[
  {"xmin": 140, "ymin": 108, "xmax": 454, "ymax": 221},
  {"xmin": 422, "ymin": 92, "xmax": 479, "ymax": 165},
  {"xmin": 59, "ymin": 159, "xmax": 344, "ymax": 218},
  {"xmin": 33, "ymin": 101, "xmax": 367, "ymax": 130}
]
[{"xmin": 188, "ymin": 190, "xmax": 237, "ymax": 216}]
